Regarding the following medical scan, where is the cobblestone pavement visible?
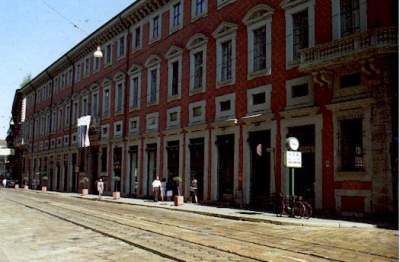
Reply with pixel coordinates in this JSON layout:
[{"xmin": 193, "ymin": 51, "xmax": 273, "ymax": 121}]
[{"xmin": 0, "ymin": 190, "xmax": 398, "ymax": 262}]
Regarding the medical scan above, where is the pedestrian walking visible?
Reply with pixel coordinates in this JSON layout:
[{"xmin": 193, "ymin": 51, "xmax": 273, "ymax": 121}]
[
  {"xmin": 2, "ymin": 178, "xmax": 7, "ymax": 189},
  {"xmin": 160, "ymin": 178, "xmax": 167, "ymax": 201},
  {"xmin": 97, "ymin": 178, "xmax": 104, "ymax": 200},
  {"xmin": 152, "ymin": 176, "xmax": 161, "ymax": 202},
  {"xmin": 190, "ymin": 177, "xmax": 198, "ymax": 203}
]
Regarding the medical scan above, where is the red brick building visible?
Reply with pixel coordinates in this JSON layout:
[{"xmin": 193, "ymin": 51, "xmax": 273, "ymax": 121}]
[{"xmin": 14, "ymin": 0, "xmax": 397, "ymax": 216}]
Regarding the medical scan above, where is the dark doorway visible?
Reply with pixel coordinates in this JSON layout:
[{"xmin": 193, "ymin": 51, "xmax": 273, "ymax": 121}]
[
  {"xmin": 146, "ymin": 144, "xmax": 157, "ymax": 197},
  {"xmin": 63, "ymin": 160, "xmax": 68, "ymax": 192},
  {"xmin": 216, "ymin": 134, "xmax": 234, "ymax": 202},
  {"xmin": 113, "ymin": 147, "xmax": 122, "ymax": 192},
  {"xmin": 189, "ymin": 138, "xmax": 205, "ymax": 201},
  {"xmin": 248, "ymin": 130, "xmax": 271, "ymax": 209},
  {"xmin": 72, "ymin": 153, "xmax": 77, "ymax": 192},
  {"xmin": 90, "ymin": 148, "xmax": 99, "ymax": 194},
  {"xmin": 49, "ymin": 167, "xmax": 53, "ymax": 191},
  {"xmin": 287, "ymin": 125, "xmax": 315, "ymax": 206},
  {"xmin": 128, "ymin": 146, "xmax": 139, "ymax": 196},
  {"xmin": 166, "ymin": 141, "xmax": 179, "ymax": 180},
  {"xmin": 56, "ymin": 164, "xmax": 61, "ymax": 191}
]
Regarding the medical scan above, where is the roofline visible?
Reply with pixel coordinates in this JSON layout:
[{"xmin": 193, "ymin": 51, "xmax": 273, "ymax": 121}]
[{"xmin": 20, "ymin": 0, "xmax": 146, "ymax": 93}]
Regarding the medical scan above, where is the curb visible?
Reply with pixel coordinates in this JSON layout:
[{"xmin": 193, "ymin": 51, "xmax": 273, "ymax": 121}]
[
  {"xmin": 74, "ymin": 195, "xmax": 375, "ymax": 228},
  {"xmin": 17, "ymin": 189, "xmax": 378, "ymax": 228}
]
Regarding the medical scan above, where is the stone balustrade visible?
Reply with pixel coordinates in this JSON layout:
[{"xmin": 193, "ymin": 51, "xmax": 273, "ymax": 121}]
[{"xmin": 299, "ymin": 27, "xmax": 397, "ymax": 71}]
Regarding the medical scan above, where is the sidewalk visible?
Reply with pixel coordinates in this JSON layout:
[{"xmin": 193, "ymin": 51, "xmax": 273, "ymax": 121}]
[{"xmin": 29, "ymin": 189, "xmax": 381, "ymax": 228}]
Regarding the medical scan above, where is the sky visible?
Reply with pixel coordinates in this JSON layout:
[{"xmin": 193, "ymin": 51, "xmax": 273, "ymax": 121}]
[{"xmin": 0, "ymin": 0, "xmax": 134, "ymax": 139}]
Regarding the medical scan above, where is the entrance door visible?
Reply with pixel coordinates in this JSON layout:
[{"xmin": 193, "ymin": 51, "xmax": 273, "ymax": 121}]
[
  {"xmin": 287, "ymin": 125, "xmax": 315, "ymax": 206},
  {"xmin": 63, "ymin": 161, "xmax": 68, "ymax": 192},
  {"xmin": 146, "ymin": 144, "xmax": 157, "ymax": 197},
  {"xmin": 249, "ymin": 130, "xmax": 271, "ymax": 208},
  {"xmin": 56, "ymin": 164, "xmax": 61, "ymax": 191},
  {"xmin": 90, "ymin": 148, "xmax": 99, "ymax": 194},
  {"xmin": 113, "ymin": 147, "xmax": 122, "ymax": 192},
  {"xmin": 128, "ymin": 146, "xmax": 138, "ymax": 196},
  {"xmin": 216, "ymin": 134, "xmax": 234, "ymax": 202},
  {"xmin": 72, "ymin": 153, "xmax": 77, "ymax": 192},
  {"xmin": 49, "ymin": 168, "xmax": 53, "ymax": 191},
  {"xmin": 167, "ymin": 141, "xmax": 179, "ymax": 179},
  {"xmin": 189, "ymin": 138, "xmax": 204, "ymax": 201}
]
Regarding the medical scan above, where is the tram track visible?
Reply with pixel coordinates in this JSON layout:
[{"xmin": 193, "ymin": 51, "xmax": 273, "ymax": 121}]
[{"xmin": 4, "ymin": 191, "xmax": 397, "ymax": 262}]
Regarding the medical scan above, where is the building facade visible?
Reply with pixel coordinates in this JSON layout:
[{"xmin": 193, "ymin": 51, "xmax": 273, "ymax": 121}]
[{"xmin": 14, "ymin": 0, "xmax": 397, "ymax": 216}]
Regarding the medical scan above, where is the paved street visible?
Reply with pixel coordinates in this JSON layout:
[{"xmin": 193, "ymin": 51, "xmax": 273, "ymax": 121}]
[{"xmin": 0, "ymin": 189, "xmax": 398, "ymax": 262}]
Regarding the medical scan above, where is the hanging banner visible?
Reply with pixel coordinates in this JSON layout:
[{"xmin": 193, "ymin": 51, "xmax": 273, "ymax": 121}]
[{"xmin": 77, "ymin": 116, "xmax": 91, "ymax": 148}]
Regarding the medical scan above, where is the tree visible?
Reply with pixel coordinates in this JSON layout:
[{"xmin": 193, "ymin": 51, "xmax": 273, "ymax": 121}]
[{"xmin": 20, "ymin": 74, "xmax": 32, "ymax": 88}]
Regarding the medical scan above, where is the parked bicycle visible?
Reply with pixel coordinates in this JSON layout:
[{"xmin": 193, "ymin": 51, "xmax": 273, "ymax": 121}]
[{"xmin": 275, "ymin": 193, "xmax": 312, "ymax": 219}]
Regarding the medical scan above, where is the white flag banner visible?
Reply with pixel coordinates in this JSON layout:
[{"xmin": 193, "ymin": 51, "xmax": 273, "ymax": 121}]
[{"xmin": 77, "ymin": 116, "xmax": 91, "ymax": 148}]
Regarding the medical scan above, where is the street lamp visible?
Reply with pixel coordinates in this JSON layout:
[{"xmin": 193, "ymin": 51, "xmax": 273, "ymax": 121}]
[{"xmin": 93, "ymin": 46, "xmax": 103, "ymax": 58}]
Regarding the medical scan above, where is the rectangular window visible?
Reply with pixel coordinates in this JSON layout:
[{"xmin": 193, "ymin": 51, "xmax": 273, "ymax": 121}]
[
  {"xmin": 220, "ymin": 100, "xmax": 231, "ymax": 111},
  {"xmin": 101, "ymin": 147, "xmax": 107, "ymax": 172},
  {"xmin": 103, "ymin": 89, "xmax": 110, "ymax": 116},
  {"xmin": 193, "ymin": 51, "xmax": 203, "ymax": 89},
  {"xmin": 152, "ymin": 16, "xmax": 160, "ymax": 40},
  {"xmin": 221, "ymin": 40, "xmax": 232, "ymax": 81},
  {"xmin": 68, "ymin": 68, "xmax": 73, "ymax": 85},
  {"xmin": 169, "ymin": 111, "xmax": 178, "ymax": 122},
  {"xmin": 82, "ymin": 97, "xmax": 88, "ymax": 116},
  {"xmin": 130, "ymin": 76, "xmax": 139, "ymax": 108},
  {"xmin": 193, "ymin": 106, "xmax": 202, "ymax": 117},
  {"xmin": 73, "ymin": 102, "xmax": 78, "ymax": 124},
  {"xmin": 340, "ymin": 118, "xmax": 363, "ymax": 171},
  {"xmin": 92, "ymin": 93, "xmax": 98, "ymax": 116},
  {"xmin": 340, "ymin": 0, "xmax": 360, "ymax": 37},
  {"xmin": 65, "ymin": 105, "xmax": 70, "ymax": 126},
  {"xmin": 84, "ymin": 57, "xmax": 90, "ymax": 77},
  {"xmin": 252, "ymin": 92, "xmax": 266, "ymax": 105},
  {"xmin": 291, "ymin": 83, "xmax": 309, "ymax": 97},
  {"xmin": 173, "ymin": 2, "xmax": 181, "ymax": 28},
  {"xmin": 171, "ymin": 61, "xmax": 179, "ymax": 96},
  {"xmin": 292, "ymin": 10, "xmax": 309, "ymax": 60},
  {"xmin": 149, "ymin": 69, "xmax": 158, "ymax": 103},
  {"xmin": 116, "ymin": 83, "xmax": 123, "ymax": 113},
  {"xmin": 105, "ymin": 44, "xmax": 112, "ymax": 65},
  {"xmin": 253, "ymin": 27, "xmax": 267, "ymax": 72},
  {"xmin": 134, "ymin": 27, "xmax": 141, "ymax": 48},
  {"xmin": 75, "ymin": 64, "xmax": 81, "ymax": 82},
  {"xmin": 195, "ymin": 0, "xmax": 205, "ymax": 16},
  {"xmin": 94, "ymin": 57, "xmax": 100, "ymax": 72},
  {"xmin": 118, "ymin": 35, "xmax": 125, "ymax": 57}
]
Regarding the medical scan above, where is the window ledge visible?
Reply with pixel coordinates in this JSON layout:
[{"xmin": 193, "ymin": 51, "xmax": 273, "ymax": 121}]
[
  {"xmin": 191, "ymin": 12, "xmax": 208, "ymax": 23},
  {"xmin": 167, "ymin": 95, "xmax": 181, "ymax": 102},
  {"xmin": 147, "ymin": 101, "xmax": 159, "ymax": 107},
  {"xmin": 248, "ymin": 68, "xmax": 271, "ymax": 80},
  {"xmin": 189, "ymin": 87, "xmax": 205, "ymax": 96},
  {"xmin": 216, "ymin": 79, "xmax": 234, "ymax": 88},
  {"xmin": 217, "ymin": 0, "xmax": 235, "ymax": 10},
  {"xmin": 169, "ymin": 25, "xmax": 183, "ymax": 35},
  {"xmin": 148, "ymin": 37, "xmax": 161, "ymax": 45},
  {"xmin": 336, "ymin": 171, "xmax": 367, "ymax": 176},
  {"xmin": 129, "ymin": 107, "xmax": 140, "ymax": 112}
]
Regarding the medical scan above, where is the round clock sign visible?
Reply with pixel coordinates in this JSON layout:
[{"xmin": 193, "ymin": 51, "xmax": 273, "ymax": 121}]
[{"xmin": 286, "ymin": 137, "xmax": 299, "ymax": 151}]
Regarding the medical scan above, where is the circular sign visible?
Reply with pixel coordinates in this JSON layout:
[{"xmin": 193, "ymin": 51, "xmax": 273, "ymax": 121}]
[{"xmin": 286, "ymin": 137, "xmax": 300, "ymax": 151}]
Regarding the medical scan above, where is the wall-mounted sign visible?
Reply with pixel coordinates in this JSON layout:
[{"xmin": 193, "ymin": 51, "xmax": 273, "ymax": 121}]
[{"xmin": 285, "ymin": 151, "xmax": 302, "ymax": 168}]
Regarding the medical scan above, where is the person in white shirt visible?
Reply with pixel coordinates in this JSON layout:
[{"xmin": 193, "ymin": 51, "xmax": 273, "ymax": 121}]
[
  {"xmin": 97, "ymin": 178, "xmax": 104, "ymax": 200},
  {"xmin": 152, "ymin": 176, "xmax": 161, "ymax": 202},
  {"xmin": 2, "ymin": 178, "xmax": 6, "ymax": 189}
]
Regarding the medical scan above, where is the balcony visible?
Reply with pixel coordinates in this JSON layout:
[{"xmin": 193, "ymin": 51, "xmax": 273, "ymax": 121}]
[{"xmin": 299, "ymin": 27, "xmax": 397, "ymax": 71}]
